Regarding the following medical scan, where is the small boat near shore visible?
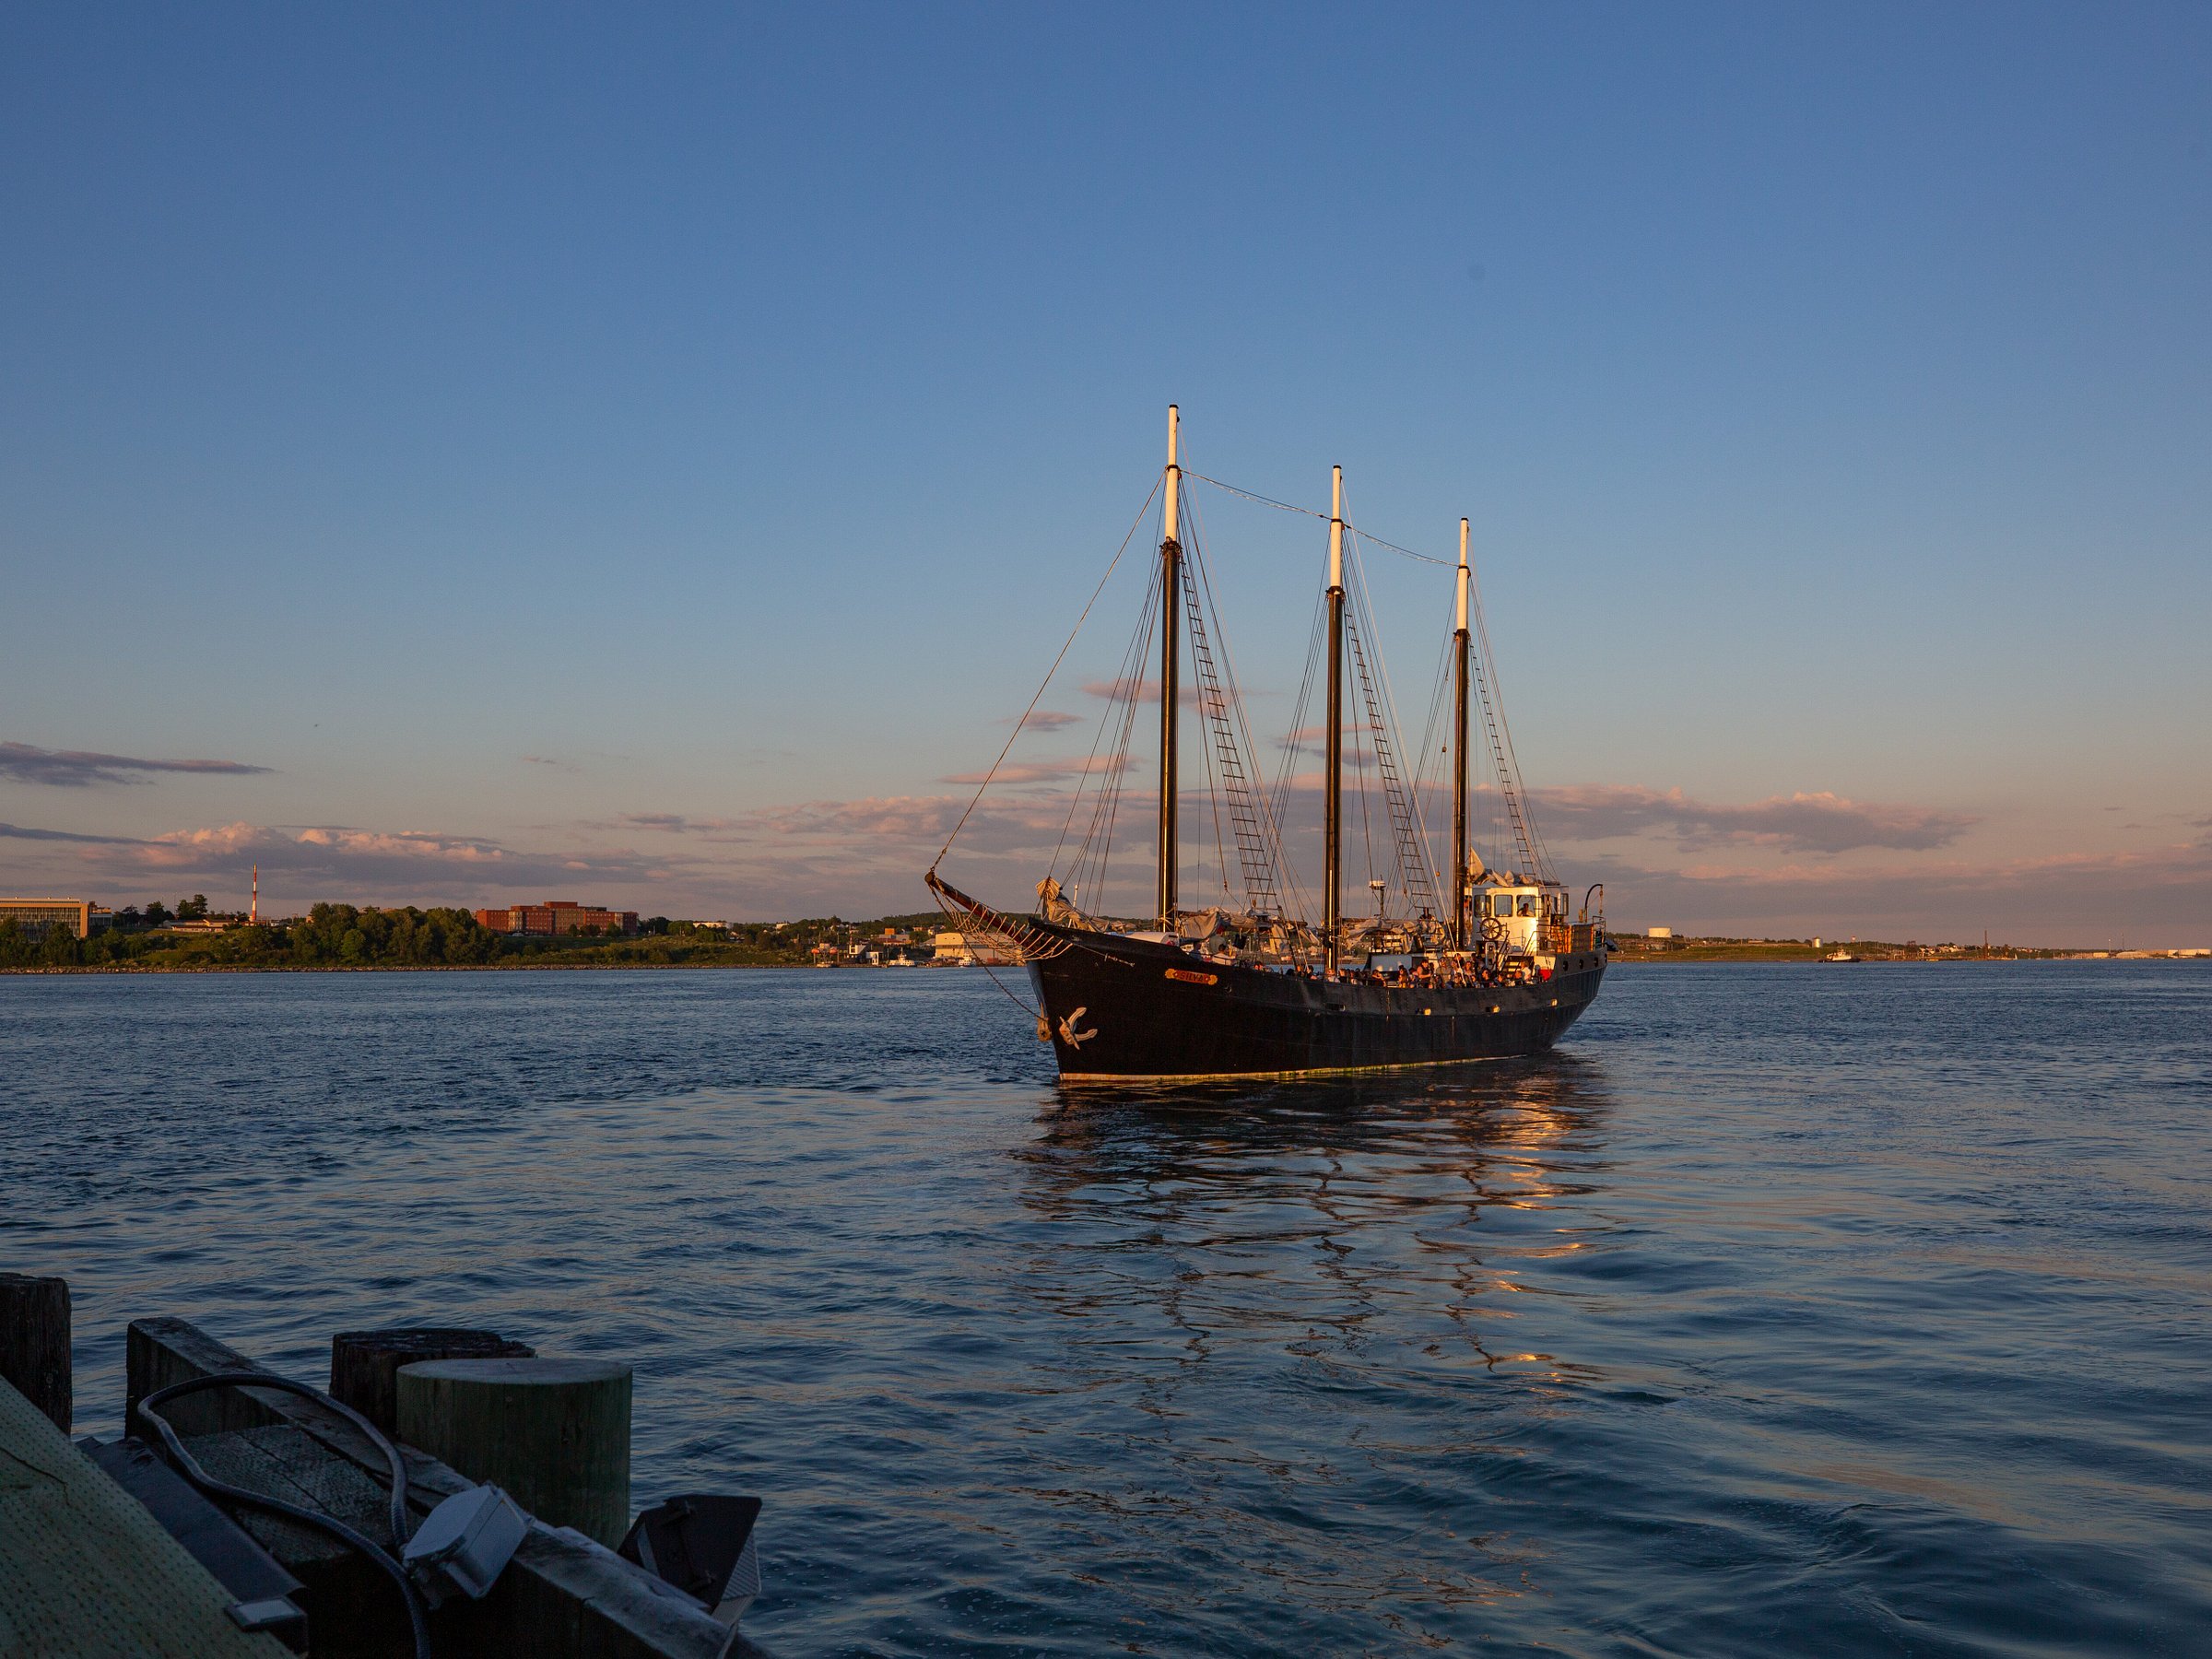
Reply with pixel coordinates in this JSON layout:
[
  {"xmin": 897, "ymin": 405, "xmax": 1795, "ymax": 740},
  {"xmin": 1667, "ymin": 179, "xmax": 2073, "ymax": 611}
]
[{"xmin": 928, "ymin": 407, "xmax": 1607, "ymax": 1081}]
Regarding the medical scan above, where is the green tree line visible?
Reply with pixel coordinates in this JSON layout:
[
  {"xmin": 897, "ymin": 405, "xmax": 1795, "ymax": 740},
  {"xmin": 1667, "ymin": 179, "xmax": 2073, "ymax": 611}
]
[
  {"xmin": 0, "ymin": 904, "xmax": 870, "ymax": 971},
  {"xmin": 0, "ymin": 904, "xmax": 498, "ymax": 970}
]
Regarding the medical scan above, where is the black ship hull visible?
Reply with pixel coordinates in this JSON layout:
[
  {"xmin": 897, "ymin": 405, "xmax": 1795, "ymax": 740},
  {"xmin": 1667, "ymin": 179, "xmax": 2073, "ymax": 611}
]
[{"xmin": 1024, "ymin": 919, "xmax": 1606, "ymax": 1082}]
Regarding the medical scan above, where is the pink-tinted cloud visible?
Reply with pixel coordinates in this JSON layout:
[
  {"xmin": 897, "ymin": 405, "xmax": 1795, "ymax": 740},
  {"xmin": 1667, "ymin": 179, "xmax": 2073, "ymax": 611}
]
[
  {"xmin": 1530, "ymin": 785, "xmax": 1974, "ymax": 854},
  {"xmin": 1578, "ymin": 828, "xmax": 2212, "ymax": 944},
  {"xmin": 940, "ymin": 755, "xmax": 1134, "ymax": 786},
  {"xmin": 695, "ymin": 794, "xmax": 2212, "ymax": 941},
  {"xmin": 738, "ymin": 793, "xmax": 1085, "ymax": 856},
  {"xmin": 1278, "ymin": 724, "xmax": 1378, "ymax": 747},
  {"xmin": 43, "ymin": 820, "xmax": 674, "ymax": 897},
  {"xmin": 9, "ymin": 770, "xmax": 2199, "ymax": 942},
  {"xmin": 1082, "ymin": 677, "xmax": 1202, "ymax": 706}
]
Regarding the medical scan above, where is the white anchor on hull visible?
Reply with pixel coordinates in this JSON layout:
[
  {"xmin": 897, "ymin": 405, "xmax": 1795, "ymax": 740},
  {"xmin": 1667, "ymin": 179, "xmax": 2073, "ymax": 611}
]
[{"xmin": 1058, "ymin": 1006, "xmax": 1098, "ymax": 1049}]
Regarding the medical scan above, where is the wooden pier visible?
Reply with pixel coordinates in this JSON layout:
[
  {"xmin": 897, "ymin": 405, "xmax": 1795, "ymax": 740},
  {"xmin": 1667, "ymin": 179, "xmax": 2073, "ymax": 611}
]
[
  {"xmin": 0, "ymin": 1288, "xmax": 771, "ymax": 1659},
  {"xmin": 0, "ymin": 1370, "xmax": 292, "ymax": 1656}
]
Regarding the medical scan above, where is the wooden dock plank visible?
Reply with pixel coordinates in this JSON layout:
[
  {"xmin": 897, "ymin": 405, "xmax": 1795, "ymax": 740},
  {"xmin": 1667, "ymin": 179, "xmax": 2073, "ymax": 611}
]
[{"xmin": 0, "ymin": 1376, "xmax": 289, "ymax": 1659}]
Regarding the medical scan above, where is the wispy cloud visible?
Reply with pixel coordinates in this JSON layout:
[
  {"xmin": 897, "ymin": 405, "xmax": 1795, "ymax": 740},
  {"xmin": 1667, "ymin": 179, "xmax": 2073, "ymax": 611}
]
[
  {"xmin": 0, "ymin": 821, "xmax": 139, "ymax": 844},
  {"xmin": 0, "ymin": 742, "xmax": 271, "ymax": 787},
  {"xmin": 1573, "ymin": 829, "xmax": 2212, "ymax": 940},
  {"xmin": 745, "ymin": 794, "xmax": 972, "ymax": 844},
  {"xmin": 1082, "ymin": 677, "xmax": 1201, "ymax": 706},
  {"xmin": 1530, "ymin": 785, "xmax": 1975, "ymax": 854},
  {"xmin": 1278, "ymin": 724, "xmax": 1370, "ymax": 747},
  {"xmin": 1003, "ymin": 710, "xmax": 1082, "ymax": 731},
  {"xmin": 738, "ymin": 792, "xmax": 1086, "ymax": 862},
  {"xmin": 941, "ymin": 756, "xmax": 1133, "ymax": 787},
  {"xmin": 32, "ymin": 820, "xmax": 675, "ymax": 897},
  {"xmin": 618, "ymin": 813, "xmax": 741, "ymax": 833}
]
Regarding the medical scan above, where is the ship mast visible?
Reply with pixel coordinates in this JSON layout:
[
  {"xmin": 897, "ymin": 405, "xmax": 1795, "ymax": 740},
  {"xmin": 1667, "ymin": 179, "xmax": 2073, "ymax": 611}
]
[
  {"xmin": 1452, "ymin": 518, "xmax": 1470, "ymax": 948},
  {"xmin": 1324, "ymin": 465, "xmax": 1345, "ymax": 976},
  {"xmin": 1157, "ymin": 405, "xmax": 1182, "ymax": 926}
]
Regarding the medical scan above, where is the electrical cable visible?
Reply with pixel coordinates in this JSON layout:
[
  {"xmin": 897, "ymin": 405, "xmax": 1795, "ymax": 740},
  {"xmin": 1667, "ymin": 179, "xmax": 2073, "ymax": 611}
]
[{"xmin": 136, "ymin": 1371, "xmax": 432, "ymax": 1659}]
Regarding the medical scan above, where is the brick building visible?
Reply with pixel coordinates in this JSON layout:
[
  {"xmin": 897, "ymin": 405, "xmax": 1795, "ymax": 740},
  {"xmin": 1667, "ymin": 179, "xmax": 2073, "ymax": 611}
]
[{"xmin": 474, "ymin": 900, "xmax": 640, "ymax": 937}]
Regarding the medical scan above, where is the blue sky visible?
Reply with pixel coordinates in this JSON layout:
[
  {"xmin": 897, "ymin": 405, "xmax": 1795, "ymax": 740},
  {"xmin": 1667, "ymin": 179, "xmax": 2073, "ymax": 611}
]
[{"xmin": 4, "ymin": 3, "xmax": 2208, "ymax": 943}]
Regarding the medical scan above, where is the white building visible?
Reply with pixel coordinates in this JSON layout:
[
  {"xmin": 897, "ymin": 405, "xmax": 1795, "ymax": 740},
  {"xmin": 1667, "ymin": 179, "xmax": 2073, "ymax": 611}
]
[{"xmin": 928, "ymin": 930, "xmax": 1018, "ymax": 967}]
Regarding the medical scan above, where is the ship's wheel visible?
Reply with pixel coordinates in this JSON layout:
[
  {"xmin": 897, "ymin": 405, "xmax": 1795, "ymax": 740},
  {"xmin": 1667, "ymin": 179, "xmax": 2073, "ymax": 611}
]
[{"xmin": 1478, "ymin": 913, "xmax": 1505, "ymax": 943}]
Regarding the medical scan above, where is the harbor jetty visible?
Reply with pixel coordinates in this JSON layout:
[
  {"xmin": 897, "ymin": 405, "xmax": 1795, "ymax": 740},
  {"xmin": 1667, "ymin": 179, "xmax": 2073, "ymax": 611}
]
[{"xmin": 0, "ymin": 1274, "xmax": 771, "ymax": 1658}]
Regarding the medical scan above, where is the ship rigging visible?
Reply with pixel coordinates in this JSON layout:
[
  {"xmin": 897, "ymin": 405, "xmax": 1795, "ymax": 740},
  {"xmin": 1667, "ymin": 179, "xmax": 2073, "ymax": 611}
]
[{"xmin": 927, "ymin": 407, "xmax": 1606, "ymax": 1081}]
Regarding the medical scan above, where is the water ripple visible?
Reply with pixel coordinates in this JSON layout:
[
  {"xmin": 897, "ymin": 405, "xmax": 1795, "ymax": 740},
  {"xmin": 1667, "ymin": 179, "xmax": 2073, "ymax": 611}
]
[{"xmin": 4, "ymin": 964, "xmax": 2208, "ymax": 1655}]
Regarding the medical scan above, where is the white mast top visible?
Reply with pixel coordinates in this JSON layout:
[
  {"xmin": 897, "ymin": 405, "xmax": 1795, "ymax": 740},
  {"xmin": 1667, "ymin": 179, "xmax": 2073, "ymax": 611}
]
[
  {"xmin": 1163, "ymin": 405, "xmax": 1181, "ymax": 544},
  {"xmin": 1456, "ymin": 517, "xmax": 1470, "ymax": 632},
  {"xmin": 1328, "ymin": 465, "xmax": 1344, "ymax": 592}
]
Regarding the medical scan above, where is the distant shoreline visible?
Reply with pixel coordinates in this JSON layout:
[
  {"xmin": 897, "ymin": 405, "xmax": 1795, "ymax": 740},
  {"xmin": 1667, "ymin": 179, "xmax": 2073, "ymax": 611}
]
[
  {"xmin": 6, "ymin": 955, "xmax": 2196, "ymax": 978},
  {"xmin": 0, "ymin": 959, "xmax": 877, "ymax": 976},
  {"xmin": 0, "ymin": 903, "xmax": 957, "ymax": 973},
  {"xmin": 1609, "ymin": 955, "xmax": 2201, "ymax": 965}
]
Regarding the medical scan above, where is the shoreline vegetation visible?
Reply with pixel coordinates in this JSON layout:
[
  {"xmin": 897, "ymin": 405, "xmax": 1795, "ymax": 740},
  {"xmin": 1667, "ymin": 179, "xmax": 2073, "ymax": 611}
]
[
  {"xmin": 0, "ymin": 903, "xmax": 948, "ymax": 974},
  {"xmin": 2, "ymin": 906, "xmax": 2193, "ymax": 973}
]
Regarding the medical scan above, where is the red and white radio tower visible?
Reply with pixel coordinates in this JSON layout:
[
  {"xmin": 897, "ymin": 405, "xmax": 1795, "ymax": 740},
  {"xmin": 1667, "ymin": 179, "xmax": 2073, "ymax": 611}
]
[{"xmin": 251, "ymin": 864, "xmax": 259, "ymax": 924}]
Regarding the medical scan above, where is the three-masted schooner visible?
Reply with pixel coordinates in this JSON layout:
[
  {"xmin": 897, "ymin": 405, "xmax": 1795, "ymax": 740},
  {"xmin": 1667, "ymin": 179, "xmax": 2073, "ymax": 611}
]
[{"xmin": 927, "ymin": 407, "xmax": 1607, "ymax": 1081}]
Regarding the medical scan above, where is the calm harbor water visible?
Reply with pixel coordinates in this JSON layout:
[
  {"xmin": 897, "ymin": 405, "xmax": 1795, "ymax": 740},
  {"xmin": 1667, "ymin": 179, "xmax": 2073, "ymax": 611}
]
[{"xmin": 4, "ymin": 963, "xmax": 2208, "ymax": 1656}]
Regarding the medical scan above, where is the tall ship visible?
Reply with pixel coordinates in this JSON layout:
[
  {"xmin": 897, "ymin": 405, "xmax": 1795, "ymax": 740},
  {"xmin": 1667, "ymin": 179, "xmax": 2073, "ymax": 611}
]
[{"xmin": 927, "ymin": 407, "xmax": 1607, "ymax": 1081}]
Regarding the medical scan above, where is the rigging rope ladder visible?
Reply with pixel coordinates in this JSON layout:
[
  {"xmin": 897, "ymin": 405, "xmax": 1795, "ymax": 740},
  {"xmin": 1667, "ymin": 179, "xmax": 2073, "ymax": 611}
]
[
  {"xmin": 1344, "ymin": 607, "xmax": 1439, "ymax": 924},
  {"xmin": 1470, "ymin": 630, "xmax": 1542, "ymax": 881},
  {"xmin": 1181, "ymin": 549, "xmax": 1282, "ymax": 916}
]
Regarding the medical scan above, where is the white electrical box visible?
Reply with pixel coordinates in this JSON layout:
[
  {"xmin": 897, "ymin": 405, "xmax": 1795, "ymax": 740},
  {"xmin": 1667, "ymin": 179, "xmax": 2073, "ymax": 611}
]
[{"xmin": 403, "ymin": 1484, "xmax": 526, "ymax": 1600}]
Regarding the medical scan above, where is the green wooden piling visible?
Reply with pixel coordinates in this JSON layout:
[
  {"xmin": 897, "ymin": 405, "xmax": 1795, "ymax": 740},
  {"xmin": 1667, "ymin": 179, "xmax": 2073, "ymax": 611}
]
[{"xmin": 395, "ymin": 1358, "xmax": 632, "ymax": 1547}]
